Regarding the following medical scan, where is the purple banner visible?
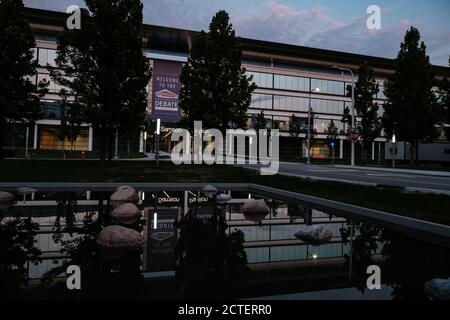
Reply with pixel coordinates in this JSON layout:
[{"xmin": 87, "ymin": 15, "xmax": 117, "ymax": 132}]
[{"xmin": 151, "ymin": 60, "xmax": 182, "ymax": 123}]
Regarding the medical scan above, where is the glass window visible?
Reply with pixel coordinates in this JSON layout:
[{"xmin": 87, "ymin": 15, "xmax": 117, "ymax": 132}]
[
  {"xmin": 247, "ymin": 71, "xmax": 273, "ymax": 88},
  {"xmin": 311, "ymin": 78, "xmax": 344, "ymax": 95},
  {"xmin": 39, "ymin": 126, "xmax": 89, "ymax": 151},
  {"xmin": 274, "ymin": 75, "xmax": 310, "ymax": 92},
  {"xmin": 250, "ymin": 93, "xmax": 272, "ymax": 110},
  {"xmin": 311, "ymin": 99, "xmax": 344, "ymax": 115},
  {"xmin": 273, "ymin": 95, "xmax": 308, "ymax": 112},
  {"xmin": 37, "ymin": 48, "xmax": 57, "ymax": 67},
  {"xmin": 273, "ymin": 116, "xmax": 290, "ymax": 132},
  {"xmin": 41, "ymin": 101, "xmax": 62, "ymax": 119},
  {"xmin": 314, "ymin": 119, "xmax": 344, "ymax": 134}
]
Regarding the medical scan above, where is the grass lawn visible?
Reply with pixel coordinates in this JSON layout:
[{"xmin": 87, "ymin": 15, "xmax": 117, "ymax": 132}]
[{"xmin": 1, "ymin": 160, "xmax": 449, "ymax": 226}]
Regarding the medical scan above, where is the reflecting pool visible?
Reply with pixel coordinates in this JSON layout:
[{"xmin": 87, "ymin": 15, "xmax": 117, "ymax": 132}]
[{"xmin": 1, "ymin": 187, "xmax": 449, "ymax": 300}]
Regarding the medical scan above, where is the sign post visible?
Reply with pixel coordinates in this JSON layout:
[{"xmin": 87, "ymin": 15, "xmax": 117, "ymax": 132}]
[{"xmin": 156, "ymin": 118, "xmax": 161, "ymax": 165}]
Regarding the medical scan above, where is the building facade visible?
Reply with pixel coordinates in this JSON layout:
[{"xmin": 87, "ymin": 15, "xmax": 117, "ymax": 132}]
[{"xmin": 5, "ymin": 7, "xmax": 450, "ymax": 162}]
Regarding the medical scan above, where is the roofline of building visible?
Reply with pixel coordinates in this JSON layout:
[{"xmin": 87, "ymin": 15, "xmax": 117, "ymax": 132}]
[{"xmin": 24, "ymin": 7, "xmax": 450, "ymax": 78}]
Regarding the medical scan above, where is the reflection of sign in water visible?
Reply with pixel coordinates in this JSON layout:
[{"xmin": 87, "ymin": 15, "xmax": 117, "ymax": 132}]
[
  {"xmin": 147, "ymin": 208, "xmax": 177, "ymax": 271},
  {"xmin": 191, "ymin": 206, "xmax": 215, "ymax": 221},
  {"xmin": 151, "ymin": 60, "xmax": 182, "ymax": 123}
]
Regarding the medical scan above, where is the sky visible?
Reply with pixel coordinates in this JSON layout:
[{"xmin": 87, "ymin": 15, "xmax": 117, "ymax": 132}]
[{"xmin": 24, "ymin": 0, "xmax": 450, "ymax": 66}]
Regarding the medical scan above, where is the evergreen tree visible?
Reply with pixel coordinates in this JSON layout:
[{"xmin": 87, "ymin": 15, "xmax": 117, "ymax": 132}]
[
  {"xmin": 0, "ymin": 0, "xmax": 47, "ymax": 160},
  {"xmin": 289, "ymin": 114, "xmax": 301, "ymax": 137},
  {"xmin": 253, "ymin": 111, "xmax": 267, "ymax": 130},
  {"xmin": 341, "ymin": 105, "xmax": 352, "ymax": 134},
  {"xmin": 438, "ymin": 58, "xmax": 450, "ymax": 140},
  {"xmin": 383, "ymin": 27, "xmax": 438, "ymax": 165},
  {"xmin": 354, "ymin": 61, "xmax": 382, "ymax": 165},
  {"xmin": 180, "ymin": 11, "xmax": 256, "ymax": 134},
  {"xmin": 326, "ymin": 120, "xmax": 339, "ymax": 163},
  {"xmin": 51, "ymin": 0, "xmax": 151, "ymax": 163}
]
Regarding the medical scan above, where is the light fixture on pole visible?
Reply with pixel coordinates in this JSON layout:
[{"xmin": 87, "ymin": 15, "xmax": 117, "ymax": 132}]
[
  {"xmin": 143, "ymin": 131, "xmax": 148, "ymax": 154},
  {"xmin": 332, "ymin": 66, "xmax": 355, "ymax": 167},
  {"xmin": 392, "ymin": 133, "xmax": 396, "ymax": 168},
  {"xmin": 307, "ymin": 87, "xmax": 320, "ymax": 165},
  {"xmin": 156, "ymin": 119, "xmax": 161, "ymax": 165}
]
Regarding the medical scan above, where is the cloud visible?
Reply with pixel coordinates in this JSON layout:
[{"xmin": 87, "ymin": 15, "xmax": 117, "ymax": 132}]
[{"xmin": 23, "ymin": 0, "xmax": 450, "ymax": 66}]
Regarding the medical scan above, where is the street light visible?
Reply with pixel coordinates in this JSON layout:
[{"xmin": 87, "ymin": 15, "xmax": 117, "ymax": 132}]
[
  {"xmin": 156, "ymin": 118, "xmax": 161, "ymax": 165},
  {"xmin": 307, "ymin": 87, "xmax": 320, "ymax": 165},
  {"xmin": 332, "ymin": 66, "xmax": 355, "ymax": 167},
  {"xmin": 392, "ymin": 133, "xmax": 396, "ymax": 168}
]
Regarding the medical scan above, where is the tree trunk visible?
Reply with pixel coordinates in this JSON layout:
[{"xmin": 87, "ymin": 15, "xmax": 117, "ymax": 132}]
[
  {"xmin": 414, "ymin": 141, "xmax": 420, "ymax": 167},
  {"xmin": 0, "ymin": 118, "xmax": 5, "ymax": 160},
  {"xmin": 361, "ymin": 141, "xmax": 367, "ymax": 166},
  {"xmin": 100, "ymin": 127, "xmax": 107, "ymax": 165},
  {"xmin": 409, "ymin": 142, "xmax": 415, "ymax": 167},
  {"xmin": 108, "ymin": 129, "xmax": 113, "ymax": 162}
]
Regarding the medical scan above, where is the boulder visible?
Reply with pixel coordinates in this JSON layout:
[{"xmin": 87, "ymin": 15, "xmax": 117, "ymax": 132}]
[
  {"xmin": 242, "ymin": 199, "xmax": 270, "ymax": 223},
  {"xmin": 0, "ymin": 191, "xmax": 15, "ymax": 210},
  {"xmin": 424, "ymin": 278, "xmax": 450, "ymax": 300},
  {"xmin": 0, "ymin": 191, "xmax": 14, "ymax": 202},
  {"xmin": 96, "ymin": 225, "xmax": 146, "ymax": 260},
  {"xmin": 110, "ymin": 188, "xmax": 139, "ymax": 206},
  {"xmin": 216, "ymin": 193, "xmax": 232, "ymax": 204},
  {"xmin": 115, "ymin": 185, "xmax": 136, "ymax": 193},
  {"xmin": 295, "ymin": 225, "xmax": 333, "ymax": 245},
  {"xmin": 110, "ymin": 203, "xmax": 142, "ymax": 225}
]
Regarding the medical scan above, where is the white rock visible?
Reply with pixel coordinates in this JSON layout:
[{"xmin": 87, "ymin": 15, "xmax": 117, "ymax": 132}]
[
  {"xmin": 0, "ymin": 191, "xmax": 14, "ymax": 202},
  {"xmin": 424, "ymin": 278, "xmax": 450, "ymax": 300},
  {"xmin": 96, "ymin": 225, "xmax": 146, "ymax": 260},
  {"xmin": 115, "ymin": 185, "xmax": 136, "ymax": 193},
  {"xmin": 110, "ymin": 188, "xmax": 139, "ymax": 206},
  {"xmin": 216, "ymin": 193, "xmax": 232, "ymax": 204},
  {"xmin": 110, "ymin": 203, "xmax": 142, "ymax": 225},
  {"xmin": 0, "ymin": 191, "xmax": 15, "ymax": 210},
  {"xmin": 242, "ymin": 199, "xmax": 270, "ymax": 223},
  {"xmin": 295, "ymin": 225, "xmax": 333, "ymax": 245},
  {"xmin": 17, "ymin": 187, "xmax": 37, "ymax": 195}
]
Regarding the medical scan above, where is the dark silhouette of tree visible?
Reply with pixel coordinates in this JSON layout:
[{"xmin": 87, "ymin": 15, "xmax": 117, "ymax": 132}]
[
  {"xmin": 51, "ymin": 0, "xmax": 151, "ymax": 163},
  {"xmin": 383, "ymin": 27, "xmax": 438, "ymax": 165},
  {"xmin": 354, "ymin": 61, "xmax": 382, "ymax": 165},
  {"xmin": 253, "ymin": 111, "xmax": 267, "ymax": 130},
  {"xmin": 0, "ymin": 215, "xmax": 41, "ymax": 299},
  {"xmin": 289, "ymin": 114, "xmax": 301, "ymax": 138},
  {"xmin": 326, "ymin": 120, "xmax": 339, "ymax": 163},
  {"xmin": 0, "ymin": 0, "xmax": 48, "ymax": 160},
  {"xmin": 180, "ymin": 11, "xmax": 256, "ymax": 134},
  {"xmin": 175, "ymin": 209, "xmax": 249, "ymax": 299}
]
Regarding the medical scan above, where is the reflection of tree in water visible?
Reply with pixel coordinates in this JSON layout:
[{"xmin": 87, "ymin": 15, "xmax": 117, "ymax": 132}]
[
  {"xmin": 0, "ymin": 214, "xmax": 41, "ymax": 299},
  {"xmin": 340, "ymin": 222, "xmax": 450, "ymax": 299},
  {"xmin": 288, "ymin": 205, "xmax": 312, "ymax": 224},
  {"xmin": 54, "ymin": 192, "xmax": 78, "ymax": 238},
  {"xmin": 380, "ymin": 230, "xmax": 450, "ymax": 300},
  {"xmin": 175, "ymin": 209, "xmax": 249, "ymax": 299},
  {"xmin": 43, "ymin": 192, "xmax": 145, "ymax": 299},
  {"xmin": 340, "ymin": 222, "xmax": 383, "ymax": 292}
]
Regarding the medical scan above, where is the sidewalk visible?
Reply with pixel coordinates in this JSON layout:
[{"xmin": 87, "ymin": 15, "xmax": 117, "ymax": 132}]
[{"xmin": 333, "ymin": 164, "xmax": 450, "ymax": 177}]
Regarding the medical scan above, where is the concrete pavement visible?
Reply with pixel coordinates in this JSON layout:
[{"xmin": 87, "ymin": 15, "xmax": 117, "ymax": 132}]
[{"xmin": 239, "ymin": 162, "xmax": 450, "ymax": 195}]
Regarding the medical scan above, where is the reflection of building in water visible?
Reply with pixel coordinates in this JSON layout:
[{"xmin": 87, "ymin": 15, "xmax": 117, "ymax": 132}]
[{"xmin": 2, "ymin": 189, "xmax": 376, "ymax": 281}]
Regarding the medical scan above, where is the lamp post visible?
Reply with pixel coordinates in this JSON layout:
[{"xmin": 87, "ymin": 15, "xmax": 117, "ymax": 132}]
[
  {"xmin": 114, "ymin": 128, "xmax": 119, "ymax": 160},
  {"xmin": 307, "ymin": 87, "xmax": 321, "ymax": 165},
  {"xmin": 156, "ymin": 118, "xmax": 161, "ymax": 165},
  {"xmin": 392, "ymin": 133, "xmax": 396, "ymax": 168},
  {"xmin": 332, "ymin": 66, "xmax": 355, "ymax": 167}
]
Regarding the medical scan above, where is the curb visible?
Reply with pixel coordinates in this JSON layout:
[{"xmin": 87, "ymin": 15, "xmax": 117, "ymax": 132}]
[{"xmin": 333, "ymin": 165, "xmax": 450, "ymax": 177}]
